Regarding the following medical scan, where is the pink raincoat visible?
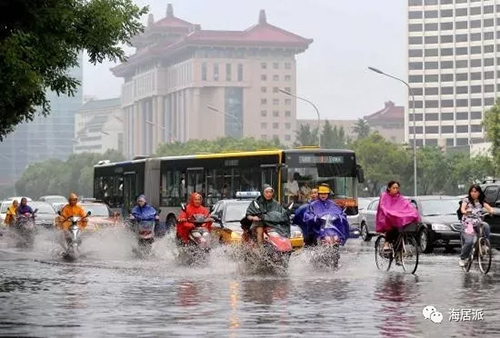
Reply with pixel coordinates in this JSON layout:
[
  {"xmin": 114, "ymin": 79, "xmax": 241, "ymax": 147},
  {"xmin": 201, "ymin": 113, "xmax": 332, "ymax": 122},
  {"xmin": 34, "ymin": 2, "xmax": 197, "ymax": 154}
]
[{"xmin": 376, "ymin": 192, "xmax": 420, "ymax": 233}]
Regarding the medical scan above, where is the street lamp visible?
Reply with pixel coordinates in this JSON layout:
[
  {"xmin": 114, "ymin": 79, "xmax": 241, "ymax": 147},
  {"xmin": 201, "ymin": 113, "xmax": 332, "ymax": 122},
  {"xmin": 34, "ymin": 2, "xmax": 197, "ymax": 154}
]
[
  {"xmin": 207, "ymin": 105, "xmax": 243, "ymax": 137},
  {"xmin": 368, "ymin": 66, "xmax": 417, "ymax": 196},
  {"xmin": 278, "ymin": 89, "xmax": 321, "ymax": 148}
]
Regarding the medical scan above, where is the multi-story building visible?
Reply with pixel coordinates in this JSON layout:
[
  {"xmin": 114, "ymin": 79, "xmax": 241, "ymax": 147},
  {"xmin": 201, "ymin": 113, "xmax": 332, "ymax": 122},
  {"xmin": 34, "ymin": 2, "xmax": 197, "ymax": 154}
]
[
  {"xmin": 112, "ymin": 4, "xmax": 312, "ymax": 158},
  {"xmin": 74, "ymin": 98, "xmax": 124, "ymax": 155},
  {"xmin": 364, "ymin": 101, "xmax": 405, "ymax": 143},
  {"xmin": 0, "ymin": 54, "xmax": 83, "ymax": 186},
  {"xmin": 407, "ymin": 0, "xmax": 497, "ymax": 147}
]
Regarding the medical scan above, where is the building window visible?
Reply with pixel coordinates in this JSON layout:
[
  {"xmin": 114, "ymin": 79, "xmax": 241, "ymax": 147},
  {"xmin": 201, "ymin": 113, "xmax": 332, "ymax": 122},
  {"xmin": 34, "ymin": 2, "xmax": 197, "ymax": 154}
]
[
  {"xmin": 441, "ymin": 61, "xmax": 453, "ymax": 69},
  {"xmin": 273, "ymin": 87, "xmax": 279, "ymax": 93},
  {"xmin": 425, "ymin": 23, "xmax": 438, "ymax": 31},
  {"xmin": 425, "ymin": 74, "xmax": 439, "ymax": 82},
  {"xmin": 213, "ymin": 63, "xmax": 219, "ymax": 81},
  {"xmin": 470, "ymin": 33, "xmax": 481, "ymax": 41},
  {"xmin": 471, "ymin": 112, "xmax": 482, "ymax": 119},
  {"xmin": 484, "ymin": 58, "xmax": 494, "ymax": 67},
  {"xmin": 273, "ymin": 62, "xmax": 279, "ymax": 69},
  {"xmin": 458, "ymin": 113, "xmax": 468, "ymax": 121},
  {"xmin": 425, "ymin": 61, "xmax": 438, "ymax": 69},
  {"xmin": 261, "ymin": 74, "xmax": 267, "ymax": 81},
  {"xmin": 409, "ymin": 11, "xmax": 422, "ymax": 19},
  {"xmin": 455, "ymin": 34, "xmax": 468, "ymax": 43},
  {"xmin": 470, "ymin": 86, "xmax": 481, "ymax": 94},
  {"xmin": 409, "ymin": 62, "xmax": 423, "ymax": 70},
  {"xmin": 273, "ymin": 75, "xmax": 279, "ymax": 81},
  {"xmin": 261, "ymin": 62, "xmax": 267, "ymax": 69},
  {"xmin": 285, "ymin": 123, "xmax": 291, "ymax": 130},
  {"xmin": 456, "ymin": 73, "xmax": 468, "ymax": 81},
  {"xmin": 471, "ymin": 98, "xmax": 482, "ymax": 106},
  {"xmin": 285, "ymin": 62, "xmax": 291, "ymax": 69},
  {"xmin": 425, "ymin": 36, "xmax": 438, "ymax": 44},
  {"xmin": 273, "ymin": 98, "xmax": 279, "ymax": 105},
  {"xmin": 273, "ymin": 110, "xmax": 279, "ymax": 117},
  {"xmin": 285, "ymin": 135, "xmax": 291, "ymax": 141},
  {"xmin": 261, "ymin": 122, "xmax": 267, "ymax": 129},
  {"xmin": 409, "ymin": 0, "xmax": 422, "ymax": 5},
  {"xmin": 441, "ymin": 48, "xmax": 453, "ymax": 56},
  {"xmin": 471, "ymin": 125, "xmax": 483, "ymax": 133},
  {"xmin": 484, "ymin": 19, "xmax": 494, "ymax": 27},
  {"xmin": 442, "ymin": 113, "xmax": 454, "ymax": 121},
  {"xmin": 409, "ymin": 50, "xmax": 423, "ymax": 57},
  {"xmin": 284, "ymin": 87, "xmax": 291, "ymax": 93},
  {"xmin": 285, "ymin": 110, "xmax": 291, "ymax": 117},
  {"xmin": 409, "ymin": 24, "xmax": 422, "ymax": 32},
  {"xmin": 455, "ymin": 8, "xmax": 468, "ymax": 16},
  {"xmin": 455, "ymin": 47, "xmax": 468, "ymax": 55},
  {"xmin": 261, "ymin": 98, "xmax": 267, "ymax": 105},
  {"xmin": 456, "ymin": 99, "xmax": 468, "ymax": 107},
  {"xmin": 409, "ymin": 75, "xmax": 423, "ymax": 83},
  {"xmin": 456, "ymin": 21, "xmax": 468, "ymax": 30},
  {"xmin": 424, "ymin": 10, "xmax": 437, "ymax": 19},
  {"xmin": 440, "ymin": 22, "xmax": 453, "ymax": 31},
  {"xmin": 273, "ymin": 123, "xmax": 279, "ymax": 129},
  {"xmin": 470, "ymin": 59, "xmax": 481, "ymax": 67},
  {"xmin": 455, "ymin": 60, "xmax": 468, "ymax": 68},
  {"xmin": 285, "ymin": 75, "xmax": 292, "ymax": 81},
  {"xmin": 485, "ymin": 97, "xmax": 494, "ymax": 105},
  {"xmin": 202, "ymin": 63, "xmax": 207, "ymax": 81},
  {"xmin": 470, "ymin": 46, "xmax": 481, "ymax": 54},
  {"xmin": 226, "ymin": 64, "xmax": 232, "ymax": 81},
  {"xmin": 261, "ymin": 87, "xmax": 267, "ymax": 93},
  {"xmin": 441, "ymin": 126, "xmax": 454, "ymax": 134},
  {"xmin": 456, "ymin": 87, "xmax": 468, "ymax": 94},
  {"xmin": 470, "ymin": 72, "xmax": 481, "ymax": 80},
  {"xmin": 441, "ymin": 74, "xmax": 453, "ymax": 82},
  {"xmin": 441, "ymin": 35, "xmax": 453, "ymax": 43},
  {"xmin": 237, "ymin": 64, "xmax": 243, "ymax": 81},
  {"xmin": 485, "ymin": 84, "xmax": 494, "ymax": 93},
  {"xmin": 425, "ymin": 87, "xmax": 439, "ymax": 95},
  {"xmin": 425, "ymin": 113, "xmax": 439, "ymax": 121},
  {"xmin": 456, "ymin": 126, "xmax": 469, "ymax": 133},
  {"xmin": 409, "ymin": 36, "xmax": 423, "ymax": 44},
  {"xmin": 440, "ymin": 9, "xmax": 453, "ymax": 17},
  {"xmin": 484, "ymin": 32, "xmax": 494, "ymax": 41},
  {"xmin": 470, "ymin": 20, "xmax": 481, "ymax": 29},
  {"xmin": 426, "ymin": 126, "xmax": 439, "ymax": 134},
  {"xmin": 412, "ymin": 88, "xmax": 423, "ymax": 95},
  {"xmin": 441, "ymin": 100, "xmax": 453, "ymax": 108},
  {"xmin": 285, "ymin": 99, "xmax": 291, "ymax": 106},
  {"xmin": 484, "ymin": 71, "xmax": 494, "ymax": 80},
  {"xmin": 261, "ymin": 110, "xmax": 267, "ymax": 117},
  {"xmin": 484, "ymin": 45, "xmax": 494, "ymax": 54}
]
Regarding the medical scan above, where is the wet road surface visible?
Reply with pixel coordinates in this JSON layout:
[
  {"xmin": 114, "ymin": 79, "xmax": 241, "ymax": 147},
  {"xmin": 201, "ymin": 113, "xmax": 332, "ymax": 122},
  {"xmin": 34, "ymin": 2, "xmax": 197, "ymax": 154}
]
[{"xmin": 1, "ymin": 227, "xmax": 500, "ymax": 337}]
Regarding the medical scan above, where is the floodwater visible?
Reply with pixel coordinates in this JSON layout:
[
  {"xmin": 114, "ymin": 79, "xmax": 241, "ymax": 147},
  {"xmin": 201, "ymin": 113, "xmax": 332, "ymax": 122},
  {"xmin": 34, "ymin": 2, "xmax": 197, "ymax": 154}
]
[{"xmin": 1, "ymin": 227, "xmax": 500, "ymax": 337}]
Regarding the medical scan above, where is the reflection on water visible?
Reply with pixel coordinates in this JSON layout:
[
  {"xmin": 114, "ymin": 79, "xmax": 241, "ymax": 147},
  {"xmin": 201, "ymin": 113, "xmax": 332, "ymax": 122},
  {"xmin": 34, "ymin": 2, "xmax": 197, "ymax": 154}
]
[{"xmin": 1, "ymin": 230, "xmax": 500, "ymax": 336}]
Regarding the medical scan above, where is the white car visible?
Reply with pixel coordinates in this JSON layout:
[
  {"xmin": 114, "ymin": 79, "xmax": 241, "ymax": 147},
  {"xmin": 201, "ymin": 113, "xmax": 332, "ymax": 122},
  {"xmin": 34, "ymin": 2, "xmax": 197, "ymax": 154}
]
[{"xmin": 7, "ymin": 196, "xmax": 32, "ymax": 202}]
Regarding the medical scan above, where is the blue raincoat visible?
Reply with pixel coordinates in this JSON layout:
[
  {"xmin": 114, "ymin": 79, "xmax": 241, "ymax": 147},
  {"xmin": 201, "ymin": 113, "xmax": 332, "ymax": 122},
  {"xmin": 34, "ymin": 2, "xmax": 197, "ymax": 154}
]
[
  {"xmin": 131, "ymin": 203, "xmax": 157, "ymax": 222},
  {"xmin": 301, "ymin": 199, "xmax": 350, "ymax": 245}
]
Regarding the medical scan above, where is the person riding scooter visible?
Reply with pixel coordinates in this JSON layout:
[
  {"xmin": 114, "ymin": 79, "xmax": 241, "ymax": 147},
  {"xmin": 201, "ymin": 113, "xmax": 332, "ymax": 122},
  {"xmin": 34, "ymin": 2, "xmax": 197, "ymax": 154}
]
[
  {"xmin": 176, "ymin": 193, "xmax": 213, "ymax": 245},
  {"xmin": 57, "ymin": 193, "xmax": 88, "ymax": 243},
  {"xmin": 243, "ymin": 184, "xmax": 291, "ymax": 246},
  {"xmin": 16, "ymin": 197, "xmax": 34, "ymax": 217},
  {"xmin": 129, "ymin": 195, "xmax": 158, "ymax": 231},
  {"xmin": 4, "ymin": 199, "xmax": 18, "ymax": 226}
]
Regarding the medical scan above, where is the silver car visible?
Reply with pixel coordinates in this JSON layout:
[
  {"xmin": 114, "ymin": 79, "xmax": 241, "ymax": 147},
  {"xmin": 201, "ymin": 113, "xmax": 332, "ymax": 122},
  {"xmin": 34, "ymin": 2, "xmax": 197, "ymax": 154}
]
[{"xmin": 359, "ymin": 198, "xmax": 380, "ymax": 241}]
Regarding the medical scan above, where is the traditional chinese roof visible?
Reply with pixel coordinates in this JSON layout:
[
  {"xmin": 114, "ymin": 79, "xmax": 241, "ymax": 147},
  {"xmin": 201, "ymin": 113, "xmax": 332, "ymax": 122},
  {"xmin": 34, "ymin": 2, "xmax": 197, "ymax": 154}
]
[
  {"xmin": 79, "ymin": 98, "xmax": 121, "ymax": 112},
  {"xmin": 364, "ymin": 101, "xmax": 404, "ymax": 123},
  {"xmin": 112, "ymin": 5, "xmax": 313, "ymax": 77}
]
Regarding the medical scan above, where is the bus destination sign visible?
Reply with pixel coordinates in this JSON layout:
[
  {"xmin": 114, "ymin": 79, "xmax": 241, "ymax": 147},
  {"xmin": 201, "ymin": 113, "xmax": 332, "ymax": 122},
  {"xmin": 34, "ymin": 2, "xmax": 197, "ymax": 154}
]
[{"xmin": 298, "ymin": 155, "xmax": 345, "ymax": 164}]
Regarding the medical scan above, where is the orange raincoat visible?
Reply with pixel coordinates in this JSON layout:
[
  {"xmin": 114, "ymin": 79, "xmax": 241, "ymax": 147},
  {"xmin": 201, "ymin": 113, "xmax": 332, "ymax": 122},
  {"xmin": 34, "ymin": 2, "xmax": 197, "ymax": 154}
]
[
  {"xmin": 58, "ymin": 204, "xmax": 88, "ymax": 230},
  {"xmin": 4, "ymin": 205, "xmax": 17, "ymax": 226}
]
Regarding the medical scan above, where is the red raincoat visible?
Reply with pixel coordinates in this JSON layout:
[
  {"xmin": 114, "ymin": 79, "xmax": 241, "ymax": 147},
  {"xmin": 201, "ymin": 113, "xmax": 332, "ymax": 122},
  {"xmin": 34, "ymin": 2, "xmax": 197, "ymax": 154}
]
[{"xmin": 176, "ymin": 193, "xmax": 212, "ymax": 244}]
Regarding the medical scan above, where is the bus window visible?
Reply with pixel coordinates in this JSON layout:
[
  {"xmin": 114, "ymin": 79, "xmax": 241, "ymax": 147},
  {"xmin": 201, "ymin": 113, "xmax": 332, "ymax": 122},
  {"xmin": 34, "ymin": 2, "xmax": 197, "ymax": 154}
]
[
  {"xmin": 160, "ymin": 170, "xmax": 184, "ymax": 207},
  {"xmin": 187, "ymin": 169, "xmax": 204, "ymax": 197}
]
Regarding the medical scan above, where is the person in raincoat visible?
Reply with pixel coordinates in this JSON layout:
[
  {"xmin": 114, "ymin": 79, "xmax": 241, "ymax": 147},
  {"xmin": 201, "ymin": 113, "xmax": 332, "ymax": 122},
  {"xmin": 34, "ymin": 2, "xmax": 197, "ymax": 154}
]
[
  {"xmin": 130, "ymin": 194, "xmax": 158, "ymax": 233},
  {"xmin": 57, "ymin": 193, "xmax": 88, "ymax": 231},
  {"xmin": 4, "ymin": 199, "xmax": 18, "ymax": 226},
  {"xmin": 243, "ymin": 184, "xmax": 291, "ymax": 245},
  {"xmin": 301, "ymin": 184, "xmax": 350, "ymax": 245},
  {"xmin": 176, "ymin": 193, "xmax": 213, "ymax": 245},
  {"xmin": 376, "ymin": 181, "xmax": 420, "ymax": 253},
  {"xmin": 292, "ymin": 188, "xmax": 319, "ymax": 244},
  {"xmin": 16, "ymin": 197, "xmax": 34, "ymax": 216}
]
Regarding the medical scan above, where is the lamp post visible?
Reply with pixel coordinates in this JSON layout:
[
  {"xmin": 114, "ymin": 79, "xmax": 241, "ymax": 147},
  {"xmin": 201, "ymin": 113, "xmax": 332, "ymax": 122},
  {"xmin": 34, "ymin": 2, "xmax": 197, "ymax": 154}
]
[
  {"xmin": 368, "ymin": 66, "xmax": 417, "ymax": 196},
  {"xmin": 206, "ymin": 105, "xmax": 243, "ymax": 137},
  {"xmin": 278, "ymin": 89, "xmax": 321, "ymax": 148}
]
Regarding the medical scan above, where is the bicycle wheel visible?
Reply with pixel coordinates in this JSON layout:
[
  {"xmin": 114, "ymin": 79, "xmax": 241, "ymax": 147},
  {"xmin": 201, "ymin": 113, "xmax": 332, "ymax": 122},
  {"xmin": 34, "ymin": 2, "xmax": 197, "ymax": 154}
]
[
  {"xmin": 401, "ymin": 235, "xmax": 419, "ymax": 274},
  {"xmin": 375, "ymin": 235, "xmax": 392, "ymax": 271},
  {"xmin": 478, "ymin": 238, "xmax": 492, "ymax": 274}
]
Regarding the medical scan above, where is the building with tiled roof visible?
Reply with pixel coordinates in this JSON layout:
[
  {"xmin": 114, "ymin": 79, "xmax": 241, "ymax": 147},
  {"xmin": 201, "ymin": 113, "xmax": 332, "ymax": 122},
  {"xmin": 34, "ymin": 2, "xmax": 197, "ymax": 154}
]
[
  {"xmin": 111, "ymin": 4, "xmax": 312, "ymax": 157},
  {"xmin": 364, "ymin": 101, "xmax": 404, "ymax": 143}
]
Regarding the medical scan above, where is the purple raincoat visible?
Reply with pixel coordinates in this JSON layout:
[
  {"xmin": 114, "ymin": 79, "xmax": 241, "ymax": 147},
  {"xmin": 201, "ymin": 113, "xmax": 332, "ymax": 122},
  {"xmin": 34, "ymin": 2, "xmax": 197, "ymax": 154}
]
[
  {"xmin": 302, "ymin": 199, "xmax": 350, "ymax": 244},
  {"xmin": 376, "ymin": 192, "xmax": 420, "ymax": 233}
]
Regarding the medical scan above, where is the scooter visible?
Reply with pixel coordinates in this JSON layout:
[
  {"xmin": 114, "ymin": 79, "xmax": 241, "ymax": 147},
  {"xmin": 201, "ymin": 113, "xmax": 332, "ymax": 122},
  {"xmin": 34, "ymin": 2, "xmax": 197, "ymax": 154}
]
[
  {"xmin": 128, "ymin": 209, "xmax": 161, "ymax": 257},
  {"xmin": 58, "ymin": 211, "xmax": 91, "ymax": 261},
  {"xmin": 241, "ymin": 202, "xmax": 294, "ymax": 272},
  {"xmin": 176, "ymin": 204, "xmax": 212, "ymax": 266},
  {"xmin": 12, "ymin": 209, "xmax": 38, "ymax": 247}
]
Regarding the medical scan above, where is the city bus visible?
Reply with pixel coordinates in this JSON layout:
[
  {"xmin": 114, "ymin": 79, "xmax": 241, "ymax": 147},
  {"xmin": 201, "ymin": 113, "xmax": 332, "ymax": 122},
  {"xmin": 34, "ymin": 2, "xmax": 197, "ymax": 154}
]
[{"xmin": 93, "ymin": 148, "xmax": 365, "ymax": 229}]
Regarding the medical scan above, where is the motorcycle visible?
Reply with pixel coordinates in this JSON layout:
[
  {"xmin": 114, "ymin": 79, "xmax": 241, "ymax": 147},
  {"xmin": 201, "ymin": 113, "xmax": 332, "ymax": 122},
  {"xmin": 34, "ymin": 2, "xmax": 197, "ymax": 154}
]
[
  {"xmin": 12, "ymin": 209, "xmax": 38, "ymax": 247},
  {"xmin": 128, "ymin": 209, "xmax": 161, "ymax": 257},
  {"xmin": 58, "ymin": 211, "xmax": 91, "ymax": 261},
  {"xmin": 299, "ymin": 205, "xmax": 360, "ymax": 269},
  {"xmin": 240, "ymin": 201, "xmax": 294, "ymax": 272},
  {"xmin": 176, "ymin": 204, "xmax": 212, "ymax": 266}
]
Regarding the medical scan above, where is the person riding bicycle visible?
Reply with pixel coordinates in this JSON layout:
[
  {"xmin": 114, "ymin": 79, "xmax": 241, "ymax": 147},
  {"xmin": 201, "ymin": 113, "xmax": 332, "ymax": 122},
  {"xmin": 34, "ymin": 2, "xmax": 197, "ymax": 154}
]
[
  {"xmin": 376, "ymin": 181, "xmax": 420, "ymax": 255},
  {"xmin": 458, "ymin": 184, "xmax": 494, "ymax": 267}
]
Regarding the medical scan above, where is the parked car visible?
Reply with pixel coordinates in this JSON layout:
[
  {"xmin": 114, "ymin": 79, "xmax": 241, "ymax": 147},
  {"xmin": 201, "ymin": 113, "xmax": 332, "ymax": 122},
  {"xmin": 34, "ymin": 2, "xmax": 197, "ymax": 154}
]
[
  {"xmin": 479, "ymin": 179, "xmax": 500, "ymax": 250},
  {"xmin": 77, "ymin": 202, "xmax": 118, "ymax": 231},
  {"xmin": 39, "ymin": 195, "xmax": 68, "ymax": 206},
  {"xmin": 28, "ymin": 201, "xmax": 58, "ymax": 228},
  {"xmin": 7, "ymin": 196, "xmax": 32, "ymax": 202},
  {"xmin": 360, "ymin": 195, "xmax": 462, "ymax": 253}
]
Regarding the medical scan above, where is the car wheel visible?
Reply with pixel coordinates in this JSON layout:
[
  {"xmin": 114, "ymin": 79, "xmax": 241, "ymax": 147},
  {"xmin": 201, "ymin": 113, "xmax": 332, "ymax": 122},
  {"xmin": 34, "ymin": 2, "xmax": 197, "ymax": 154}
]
[
  {"xmin": 360, "ymin": 222, "xmax": 372, "ymax": 242},
  {"xmin": 419, "ymin": 228, "xmax": 433, "ymax": 253}
]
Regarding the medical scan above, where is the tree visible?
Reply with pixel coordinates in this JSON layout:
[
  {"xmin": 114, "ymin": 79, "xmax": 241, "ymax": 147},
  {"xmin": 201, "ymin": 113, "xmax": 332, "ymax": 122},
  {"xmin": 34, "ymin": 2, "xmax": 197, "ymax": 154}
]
[
  {"xmin": 483, "ymin": 96, "xmax": 500, "ymax": 173},
  {"xmin": 320, "ymin": 121, "xmax": 349, "ymax": 149},
  {"xmin": 446, "ymin": 154, "xmax": 495, "ymax": 195},
  {"xmin": 353, "ymin": 118, "xmax": 371, "ymax": 139},
  {"xmin": 294, "ymin": 124, "xmax": 319, "ymax": 147},
  {"xmin": 415, "ymin": 146, "xmax": 450, "ymax": 195},
  {"xmin": 15, "ymin": 149, "xmax": 125, "ymax": 198},
  {"xmin": 155, "ymin": 137, "xmax": 283, "ymax": 156},
  {"xmin": 0, "ymin": 0, "xmax": 148, "ymax": 140}
]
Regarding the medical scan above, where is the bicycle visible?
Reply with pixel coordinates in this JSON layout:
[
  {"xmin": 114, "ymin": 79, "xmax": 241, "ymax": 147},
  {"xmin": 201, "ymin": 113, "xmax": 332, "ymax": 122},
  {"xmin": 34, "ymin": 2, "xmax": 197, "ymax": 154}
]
[
  {"xmin": 461, "ymin": 211, "xmax": 492, "ymax": 274},
  {"xmin": 375, "ymin": 223, "xmax": 420, "ymax": 274}
]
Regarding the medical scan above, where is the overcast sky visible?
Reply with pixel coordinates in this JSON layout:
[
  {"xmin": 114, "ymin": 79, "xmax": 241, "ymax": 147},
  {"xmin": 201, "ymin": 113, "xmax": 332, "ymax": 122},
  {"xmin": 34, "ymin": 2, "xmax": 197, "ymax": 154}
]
[{"xmin": 83, "ymin": 0, "xmax": 406, "ymax": 120}]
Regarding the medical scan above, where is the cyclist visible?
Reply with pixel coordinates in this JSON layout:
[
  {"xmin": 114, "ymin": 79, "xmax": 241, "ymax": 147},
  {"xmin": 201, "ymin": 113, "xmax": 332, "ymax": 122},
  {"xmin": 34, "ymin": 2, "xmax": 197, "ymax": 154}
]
[
  {"xmin": 376, "ymin": 181, "xmax": 420, "ymax": 255},
  {"xmin": 458, "ymin": 184, "xmax": 494, "ymax": 267}
]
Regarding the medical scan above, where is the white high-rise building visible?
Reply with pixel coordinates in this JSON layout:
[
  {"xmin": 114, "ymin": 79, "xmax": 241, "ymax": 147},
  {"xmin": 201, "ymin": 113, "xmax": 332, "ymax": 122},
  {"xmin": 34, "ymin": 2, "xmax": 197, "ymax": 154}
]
[{"xmin": 406, "ymin": 0, "xmax": 498, "ymax": 148}]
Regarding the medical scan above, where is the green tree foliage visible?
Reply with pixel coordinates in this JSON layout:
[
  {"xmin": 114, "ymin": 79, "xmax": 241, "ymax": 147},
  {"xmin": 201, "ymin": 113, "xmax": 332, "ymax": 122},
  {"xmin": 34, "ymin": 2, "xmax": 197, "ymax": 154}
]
[
  {"xmin": 294, "ymin": 124, "xmax": 319, "ymax": 147},
  {"xmin": 0, "ymin": 0, "xmax": 148, "ymax": 140},
  {"xmin": 353, "ymin": 118, "xmax": 371, "ymax": 139},
  {"xmin": 155, "ymin": 137, "xmax": 283, "ymax": 156},
  {"xmin": 483, "ymin": 97, "xmax": 500, "ymax": 173},
  {"xmin": 320, "ymin": 121, "xmax": 349, "ymax": 149},
  {"xmin": 15, "ymin": 150, "xmax": 124, "ymax": 198}
]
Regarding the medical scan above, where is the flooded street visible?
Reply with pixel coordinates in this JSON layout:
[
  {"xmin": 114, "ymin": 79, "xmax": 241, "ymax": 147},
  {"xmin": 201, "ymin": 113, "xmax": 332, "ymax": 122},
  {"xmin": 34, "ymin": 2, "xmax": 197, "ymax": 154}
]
[{"xmin": 1, "ymin": 228, "xmax": 500, "ymax": 337}]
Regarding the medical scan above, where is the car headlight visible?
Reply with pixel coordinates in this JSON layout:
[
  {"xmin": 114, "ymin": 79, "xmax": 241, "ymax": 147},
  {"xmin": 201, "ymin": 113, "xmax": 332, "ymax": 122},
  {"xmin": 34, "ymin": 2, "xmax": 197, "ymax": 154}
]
[
  {"xmin": 431, "ymin": 223, "xmax": 450, "ymax": 231},
  {"xmin": 291, "ymin": 230, "xmax": 303, "ymax": 238}
]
